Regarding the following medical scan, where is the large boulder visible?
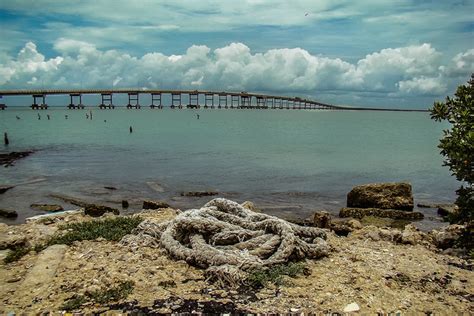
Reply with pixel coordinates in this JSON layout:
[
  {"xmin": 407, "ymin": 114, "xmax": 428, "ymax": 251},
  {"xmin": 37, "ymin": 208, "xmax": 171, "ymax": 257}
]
[
  {"xmin": 340, "ymin": 207, "xmax": 423, "ymax": 220},
  {"xmin": 84, "ymin": 204, "xmax": 119, "ymax": 217},
  {"xmin": 347, "ymin": 182, "xmax": 414, "ymax": 211}
]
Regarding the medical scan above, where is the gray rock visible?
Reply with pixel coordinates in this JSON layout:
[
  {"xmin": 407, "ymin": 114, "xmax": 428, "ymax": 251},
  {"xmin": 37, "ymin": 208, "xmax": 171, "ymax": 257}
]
[
  {"xmin": 340, "ymin": 207, "xmax": 424, "ymax": 220},
  {"xmin": 0, "ymin": 209, "xmax": 18, "ymax": 219},
  {"xmin": 181, "ymin": 191, "xmax": 218, "ymax": 197},
  {"xmin": 0, "ymin": 234, "xmax": 27, "ymax": 250},
  {"xmin": 84, "ymin": 204, "xmax": 119, "ymax": 217},
  {"xmin": 437, "ymin": 205, "xmax": 459, "ymax": 217},
  {"xmin": 0, "ymin": 185, "xmax": 14, "ymax": 194},
  {"xmin": 429, "ymin": 224, "xmax": 471, "ymax": 250},
  {"xmin": 313, "ymin": 211, "xmax": 331, "ymax": 228},
  {"xmin": 142, "ymin": 200, "xmax": 170, "ymax": 210},
  {"xmin": 30, "ymin": 204, "xmax": 64, "ymax": 212},
  {"xmin": 347, "ymin": 182, "xmax": 414, "ymax": 211}
]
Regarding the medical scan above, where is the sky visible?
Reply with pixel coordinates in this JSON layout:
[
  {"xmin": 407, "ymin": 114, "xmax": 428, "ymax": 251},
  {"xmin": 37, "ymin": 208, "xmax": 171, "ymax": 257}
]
[{"xmin": 0, "ymin": 0, "xmax": 473, "ymax": 109}]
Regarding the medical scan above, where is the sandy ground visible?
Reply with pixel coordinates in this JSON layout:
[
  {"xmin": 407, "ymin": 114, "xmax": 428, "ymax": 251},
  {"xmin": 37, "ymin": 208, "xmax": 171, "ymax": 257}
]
[{"xmin": 0, "ymin": 209, "xmax": 472, "ymax": 314}]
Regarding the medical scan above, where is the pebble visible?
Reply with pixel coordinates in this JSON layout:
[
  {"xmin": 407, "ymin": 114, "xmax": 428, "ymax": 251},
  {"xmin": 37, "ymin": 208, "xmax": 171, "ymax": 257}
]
[{"xmin": 343, "ymin": 302, "xmax": 360, "ymax": 313}]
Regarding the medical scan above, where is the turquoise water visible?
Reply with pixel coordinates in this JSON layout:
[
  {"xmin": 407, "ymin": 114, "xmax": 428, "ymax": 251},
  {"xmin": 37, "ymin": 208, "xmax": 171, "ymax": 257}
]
[{"xmin": 0, "ymin": 107, "xmax": 458, "ymax": 228}]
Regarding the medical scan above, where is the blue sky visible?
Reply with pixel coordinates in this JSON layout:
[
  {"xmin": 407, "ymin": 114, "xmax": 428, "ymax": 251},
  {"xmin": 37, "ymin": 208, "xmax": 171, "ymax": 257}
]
[{"xmin": 0, "ymin": 0, "xmax": 473, "ymax": 108}]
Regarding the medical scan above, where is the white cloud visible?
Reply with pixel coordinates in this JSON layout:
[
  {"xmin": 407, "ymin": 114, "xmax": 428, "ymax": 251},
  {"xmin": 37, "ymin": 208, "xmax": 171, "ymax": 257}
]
[
  {"xmin": 397, "ymin": 76, "xmax": 446, "ymax": 95},
  {"xmin": 0, "ymin": 40, "xmax": 472, "ymax": 104},
  {"xmin": 444, "ymin": 49, "xmax": 474, "ymax": 77}
]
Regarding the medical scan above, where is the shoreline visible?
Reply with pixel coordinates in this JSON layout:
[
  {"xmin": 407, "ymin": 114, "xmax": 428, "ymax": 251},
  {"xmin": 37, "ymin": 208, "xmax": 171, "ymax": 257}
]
[
  {"xmin": 0, "ymin": 150, "xmax": 454, "ymax": 231},
  {"xmin": 0, "ymin": 201, "xmax": 472, "ymax": 314},
  {"xmin": 0, "ymin": 184, "xmax": 452, "ymax": 231}
]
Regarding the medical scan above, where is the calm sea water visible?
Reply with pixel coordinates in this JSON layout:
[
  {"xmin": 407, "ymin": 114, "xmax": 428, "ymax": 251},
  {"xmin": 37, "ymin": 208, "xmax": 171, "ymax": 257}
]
[{"xmin": 0, "ymin": 107, "xmax": 458, "ymax": 229}]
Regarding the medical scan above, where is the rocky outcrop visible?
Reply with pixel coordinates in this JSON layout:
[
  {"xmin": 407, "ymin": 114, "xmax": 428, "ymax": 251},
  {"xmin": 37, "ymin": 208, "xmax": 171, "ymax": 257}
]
[
  {"xmin": 0, "ymin": 233, "xmax": 27, "ymax": 250},
  {"xmin": 312, "ymin": 211, "xmax": 362, "ymax": 236},
  {"xmin": 340, "ymin": 207, "xmax": 424, "ymax": 220},
  {"xmin": 313, "ymin": 211, "xmax": 331, "ymax": 228},
  {"xmin": 0, "ymin": 185, "xmax": 14, "ymax": 194},
  {"xmin": 49, "ymin": 194, "xmax": 88, "ymax": 207},
  {"xmin": 437, "ymin": 205, "xmax": 459, "ymax": 218},
  {"xmin": 347, "ymin": 182, "xmax": 414, "ymax": 211},
  {"xmin": 142, "ymin": 200, "xmax": 170, "ymax": 210},
  {"xmin": 429, "ymin": 223, "xmax": 473, "ymax": 250},
  {"xmin": 84, "ymin": 204, "xmax": 119, "ymax": 217},
  {"xmin": 181, "ymin": 191, "xmax": 219, "ymax": 197},
  {"xmin": 30, "ymin": 204, "xmax": 64, "ymax": 212},
  {"xmin": 0, "ymin": 151, "xmax": 34, "ymax": 167},
  {"xmin": 0, "ymin": 209, "xmax": 18, "ymax": 219}
]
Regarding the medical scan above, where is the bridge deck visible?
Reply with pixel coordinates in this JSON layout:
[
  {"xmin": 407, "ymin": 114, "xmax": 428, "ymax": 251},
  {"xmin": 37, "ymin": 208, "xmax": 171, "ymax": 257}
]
[{"xmin": 0, "ymin": 89, "xmax": 428, "ymax": 111}]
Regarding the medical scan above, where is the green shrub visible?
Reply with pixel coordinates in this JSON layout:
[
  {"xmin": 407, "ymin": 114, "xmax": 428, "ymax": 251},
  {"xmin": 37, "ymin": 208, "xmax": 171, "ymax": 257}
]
[
  {"xmin": 61, "ymin": 281, "xmax": 134, "ymax": 311},
  {"xmin": 430, "ymin": 74, "xmax": 473, "ymax": 224},
  {"xmin": 3, "ymin": 246, "xmax": 30, "ymax": 264},
  {"xmin": 47, "ymin": 216, "xmax": 143, "ymax": 246},
  {"xmin": 246, "ymin": 262, "xmax": 308, "ymax": 288}
]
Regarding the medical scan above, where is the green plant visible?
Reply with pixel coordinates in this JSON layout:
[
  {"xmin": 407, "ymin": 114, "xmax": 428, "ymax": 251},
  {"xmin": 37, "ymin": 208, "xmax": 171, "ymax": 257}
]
[
  {"xmin": 89, "ymin": 280, "xmax": 134, "ymax": 304},
  {"xmin": 60, "ymin": 281, "xmax": 134, "ymax": 311},
  {"xmin": 47, "ymin": 216, "xmax": 143, "ymax": 246},
  {"xmin": 430, "ymin": 74, "xmax": 474, "ymax": 224},
  {"xmin": 246, "ymin": 262, "xmax": 308, "ymax": 288},
  {"xmin": 60, "ymin": 295, "xmax": 87, "ymax": 311},
  {"xmin": 3, "ymin": 245, "xmax": 30, "ymax": 264}
]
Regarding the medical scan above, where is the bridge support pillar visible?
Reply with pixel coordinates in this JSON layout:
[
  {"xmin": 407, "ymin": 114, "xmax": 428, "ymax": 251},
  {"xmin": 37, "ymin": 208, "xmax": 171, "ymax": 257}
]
[
  {"xmin": 218, "ymin": 94, "xmax": 227, "ymax": 109},
  {"xmin": 99, "ymin": 93, "xmax": 114, "ymax": 109},
  {"xmin": 150, "ymin": 93, "xmax": 162, "ymax": 109},
  {"xmin": 275, "ymin": 98, "xmax": 282, "ymax": 109},
  {"xmin": 231, "ymin": 94, "xmax": 239, "ymax": 109},
  {"xmin": 171, "ymin": 93, "xmax": 182, "ymax": 109},
  {"xmin": 256, "ymin": 96, "xmax": 266, "ymax": 109},
  {"xmin": 241, "ymin": 95, "xmax": 251, "ymax": 108},
  {"xmin": 187, "ymin": 92, "xmax": 199, "ymax": 109},
  {"xmin": 204, "ymin": 93, "xmax": 214, "ymax": 108},
  {"xmin": 68, "ymin": 94, "xmax": 84, "ymax": 109},
  {"xmin": 268, "ymin": 98, "xmax": 274, "ymax": 109},
  {"xmin": 127, "ymin": 93, "xmax": 140, "ymax": 109},
  {"xmin": 32, "ymin": 94, "xmax": 47, "ymax": 110}
]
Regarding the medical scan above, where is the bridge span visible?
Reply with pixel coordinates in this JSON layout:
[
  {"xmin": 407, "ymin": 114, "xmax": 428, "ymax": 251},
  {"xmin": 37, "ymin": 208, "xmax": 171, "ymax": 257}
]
[
  {"xmin": 0, "ymin": 89, "xmax": 344, "ymax": 110},
  {"xmin": 0, "ymin": 89, "xmax": 428, "ymax": 112}
]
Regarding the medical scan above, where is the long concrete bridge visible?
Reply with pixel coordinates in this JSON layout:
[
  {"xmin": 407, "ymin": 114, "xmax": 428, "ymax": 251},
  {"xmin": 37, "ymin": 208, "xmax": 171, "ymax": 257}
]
[
  {"xmin": 0, "ymin": 89, "xmax": 427, "ymax": 111},
  {"xmin": 0, "ymin": 89, "xmax": 345, "ymax": 110}
]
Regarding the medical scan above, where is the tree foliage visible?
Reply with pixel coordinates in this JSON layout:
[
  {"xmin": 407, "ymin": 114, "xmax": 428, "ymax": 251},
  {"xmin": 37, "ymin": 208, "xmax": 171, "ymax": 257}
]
[{"xmin": 430, "ymin": 74, "xmax": 474, "ymax": 223}]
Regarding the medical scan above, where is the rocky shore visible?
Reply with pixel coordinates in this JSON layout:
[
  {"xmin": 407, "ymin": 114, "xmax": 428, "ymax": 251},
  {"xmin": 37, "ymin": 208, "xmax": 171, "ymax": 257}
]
[{"xmin": 0, "ymin": 183, "xmax": 472, "ymax": 314}]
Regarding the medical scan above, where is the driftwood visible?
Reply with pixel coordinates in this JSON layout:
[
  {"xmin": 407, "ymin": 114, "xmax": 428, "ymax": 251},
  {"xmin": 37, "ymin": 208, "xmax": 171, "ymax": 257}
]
[{"xmin": 121, "ymin": 198, "xmax": 329, "ymax": 286}]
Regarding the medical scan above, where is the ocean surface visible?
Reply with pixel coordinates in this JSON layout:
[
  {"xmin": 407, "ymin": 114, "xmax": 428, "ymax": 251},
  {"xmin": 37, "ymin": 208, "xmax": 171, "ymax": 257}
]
[{"xmin": 0, "ymin": 107, "xmax": 458, "ymax": 229}]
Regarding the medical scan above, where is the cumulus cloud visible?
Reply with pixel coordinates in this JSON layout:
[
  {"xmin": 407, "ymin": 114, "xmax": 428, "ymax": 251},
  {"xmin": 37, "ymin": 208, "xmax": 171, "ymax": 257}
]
[{"xmin": 0, "ymin": 40, "xmax": 472, "ymax": 104}]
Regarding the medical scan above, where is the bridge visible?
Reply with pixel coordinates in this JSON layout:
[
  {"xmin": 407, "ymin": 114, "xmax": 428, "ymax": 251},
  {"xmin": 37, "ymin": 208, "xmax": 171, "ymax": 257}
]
[
  {"xmin": 0, "ymin": 89, "xmax": 427, "ymax": 111},
  {"xmin": 0, "ymin": 89, "xmax": 345, "ymax": 110}
]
